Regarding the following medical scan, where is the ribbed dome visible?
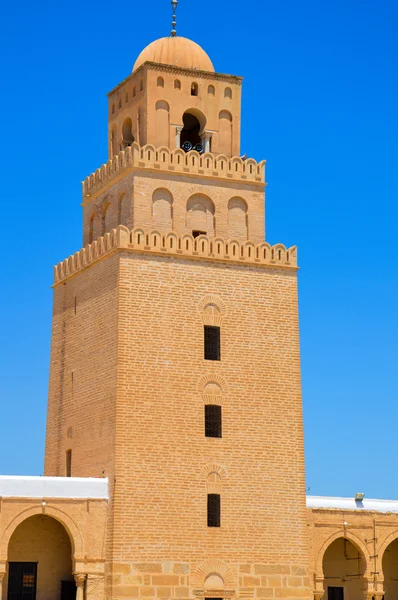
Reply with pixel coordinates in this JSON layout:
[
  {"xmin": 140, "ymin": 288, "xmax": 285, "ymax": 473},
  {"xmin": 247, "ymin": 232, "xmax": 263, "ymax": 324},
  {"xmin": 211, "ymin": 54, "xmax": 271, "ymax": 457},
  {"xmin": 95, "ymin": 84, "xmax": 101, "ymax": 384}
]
[{"xmin": 133, "ymin": 36, "xmax": 214, "ymax": 73}]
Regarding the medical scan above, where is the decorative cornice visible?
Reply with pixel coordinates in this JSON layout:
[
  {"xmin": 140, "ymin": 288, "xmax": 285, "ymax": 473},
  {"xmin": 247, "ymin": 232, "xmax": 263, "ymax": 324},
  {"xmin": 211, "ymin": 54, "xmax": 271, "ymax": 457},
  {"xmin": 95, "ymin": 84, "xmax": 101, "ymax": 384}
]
[
  {"xmin": 53, "ymin": 226, "xmax": 298, "ymax": 286},
  {"xmin": 107, "ymin": 62, "xmax": 242, "ymax": 95},
  {"xmin": 82, "ymin": 143, "xmax": 266, "ymax": 199},
  {"xmin": 141, "ymin": 61, "xmax": 243, "ymax": 83}
]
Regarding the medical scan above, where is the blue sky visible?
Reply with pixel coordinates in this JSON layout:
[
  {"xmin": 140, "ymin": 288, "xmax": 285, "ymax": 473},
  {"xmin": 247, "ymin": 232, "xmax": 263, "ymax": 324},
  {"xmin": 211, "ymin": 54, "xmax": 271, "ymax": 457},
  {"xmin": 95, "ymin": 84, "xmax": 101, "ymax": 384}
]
[{"xmin": 0, "ymin": 0, "xmax": 397, "ymax": 498}]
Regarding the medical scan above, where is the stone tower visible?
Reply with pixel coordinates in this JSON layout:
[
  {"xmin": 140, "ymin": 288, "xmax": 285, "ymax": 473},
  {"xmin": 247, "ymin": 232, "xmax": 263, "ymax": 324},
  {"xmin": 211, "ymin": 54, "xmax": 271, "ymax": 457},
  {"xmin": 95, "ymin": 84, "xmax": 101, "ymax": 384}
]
[{"xmin": 45, "ymin": 32, "xmax": 311, "ymax": 600}]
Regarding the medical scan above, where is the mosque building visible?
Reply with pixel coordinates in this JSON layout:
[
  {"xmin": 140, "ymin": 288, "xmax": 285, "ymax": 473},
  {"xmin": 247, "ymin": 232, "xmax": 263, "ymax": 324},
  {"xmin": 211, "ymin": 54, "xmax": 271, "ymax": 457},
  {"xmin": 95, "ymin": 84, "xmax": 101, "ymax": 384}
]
[{"xmin": 0, "ymin": 8, "xmax": 397, "ymax": 600}]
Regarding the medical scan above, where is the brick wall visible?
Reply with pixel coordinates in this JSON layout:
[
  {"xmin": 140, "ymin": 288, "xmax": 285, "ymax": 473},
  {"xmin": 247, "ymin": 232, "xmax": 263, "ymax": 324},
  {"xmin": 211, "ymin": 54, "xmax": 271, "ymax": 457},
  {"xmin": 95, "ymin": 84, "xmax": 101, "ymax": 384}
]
[
  {"xmin": 49, "ymin": 246, "xmax": 310, "ymax": 599},
  {"xmin": 44, "ymin": 255, "xmax": 119, "ymax": 479}
]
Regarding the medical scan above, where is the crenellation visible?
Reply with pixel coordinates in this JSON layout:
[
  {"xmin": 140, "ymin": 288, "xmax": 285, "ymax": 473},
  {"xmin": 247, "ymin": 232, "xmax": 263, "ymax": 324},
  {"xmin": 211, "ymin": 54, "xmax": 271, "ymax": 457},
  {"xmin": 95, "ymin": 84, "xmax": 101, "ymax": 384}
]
[
  {"xmin": 82, "ymin": 143, "xmax": 266, "ymax": 198},
  {"xmin": 53, "ymin": 226, "xmax": 297, "ymax": 285}
]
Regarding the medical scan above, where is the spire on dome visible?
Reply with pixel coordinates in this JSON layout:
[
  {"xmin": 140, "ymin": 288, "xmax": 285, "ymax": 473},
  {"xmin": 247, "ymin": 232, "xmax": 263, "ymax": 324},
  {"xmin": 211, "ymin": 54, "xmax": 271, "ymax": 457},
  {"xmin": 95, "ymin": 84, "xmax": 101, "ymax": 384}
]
[{"xmin": 171, "ymin": 1, "xmax": 178, "ymax": 37}]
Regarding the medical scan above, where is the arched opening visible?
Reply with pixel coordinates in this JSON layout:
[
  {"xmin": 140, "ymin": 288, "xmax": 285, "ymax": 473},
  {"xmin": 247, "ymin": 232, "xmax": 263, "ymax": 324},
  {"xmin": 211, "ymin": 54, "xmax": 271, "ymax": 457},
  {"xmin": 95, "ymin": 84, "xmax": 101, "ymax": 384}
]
[
  {"xmin": 383, "ymin": 538, "xmax": 398, "ymax": 599},
  {"xmin": 218, "ymin": 110, "xmax": 233, "ymax": 156},
  {"xmin": 157, "ymin": 76, "xmax": 164, "ymax": 87},
  {"xmin": 155, "ymin": 100, "xmax": 170, "ymax": 147},
  {"xmin": 208, "ymin": 85, "xmax": 215, "ymax": 96},
  {"xmin": 111, "ymin": 103, "xmax": 115, "ymax": 114},
  {"xmin": 121, "ymin": 117, "xmax": 134, "ymax": 150},
  {"xmin": 191, "ymin": 82, "xmax": 199, "ymax": 96},
  {"xmin": 152, "ymin": 188, "xmax": 173, "ymax": 231},
  {"xmin": 228, "ymin": 197, "xmax": 248, "ymax": 240},
  {"xmin": 322, "ymin": 537, "xmax": 366, "ymax": 600},
  {"xmin": 186, "ymin": 194, "xmax": 215, "ymax": 238},
  {"xmin": 6, "ymin": 515, "xmax": 75, "ymax": 600},
  {"xmin": 180, "ymin": 111, "xmax": 206, "ymax": 151},
  {"xmin": 174, "ymin": 79, "xmax": 181, "ymax": 90},
  {"xmin": 224, "ymin": 87, "xmax": 232, "ymax": 99}
]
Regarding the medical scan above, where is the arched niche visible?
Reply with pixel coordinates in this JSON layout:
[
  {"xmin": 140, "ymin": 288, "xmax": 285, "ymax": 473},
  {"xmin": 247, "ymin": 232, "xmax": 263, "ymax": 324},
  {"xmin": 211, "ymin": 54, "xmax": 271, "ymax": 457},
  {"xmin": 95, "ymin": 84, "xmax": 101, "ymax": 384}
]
[
  {"xmin": 218, "ymin": 110, "xmax": 233, "ymax": 156},
  {"xmin": 204, "ymin": 572, "xmax": 224, "ymax": 590},
  {"xmin": 204, "ymin": 382, "xmax": 222, "ymax": 396},
  {"xmin": 105, "ymin": 199, "xmax": 115, "ymax": 234},
  {"xmin": 228, "ymin": 197, "xmax": 248, "ymax": 240},
  {"xmin": 152, "ymin": 188, "xmax": 173, "ymax": 231},
  {"xmin": 186, "ymin": 194, "xmax": 215, "ymax": 238},
  {"xmin": 203, "ymin": 303, "xmax": 222, "ymax": 326},
  {"xmin": 111, "ymin": 126, "xmax": 117, "ymax": 157},
  {"xmin": 155, "ymin": 100, "xmax": 170, "ymax": 147}
]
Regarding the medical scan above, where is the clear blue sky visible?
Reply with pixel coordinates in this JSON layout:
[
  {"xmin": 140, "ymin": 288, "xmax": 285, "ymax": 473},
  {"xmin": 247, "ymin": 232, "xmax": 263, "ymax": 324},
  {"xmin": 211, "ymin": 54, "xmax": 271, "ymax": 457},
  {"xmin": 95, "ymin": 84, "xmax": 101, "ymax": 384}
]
[{"xmin": 0, "ymin": 0, "xmax": 397, "ymax": 498}]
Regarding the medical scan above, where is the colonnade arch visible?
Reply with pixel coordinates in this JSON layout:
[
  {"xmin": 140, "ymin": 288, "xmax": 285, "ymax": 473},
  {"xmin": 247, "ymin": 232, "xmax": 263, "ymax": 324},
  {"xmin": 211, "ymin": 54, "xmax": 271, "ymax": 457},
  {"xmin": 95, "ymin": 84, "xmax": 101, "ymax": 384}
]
[
  {"xmin": 314, "ymin": 532, "xmax": 371, "ymax": 600},
  {"xmin": 382, "ymin": 537, "xmax": 398, "ymax": 600},
  {"xmin": 313, "ymin": 529, "xmax": 398, "ymax": 599},
  {"xmin": 322, "ymin": 537, "xmax": 366, "ymax": 599},
  {"xmin": 0, "ymin": 508, "xmax": 86, "ymax": 600}
]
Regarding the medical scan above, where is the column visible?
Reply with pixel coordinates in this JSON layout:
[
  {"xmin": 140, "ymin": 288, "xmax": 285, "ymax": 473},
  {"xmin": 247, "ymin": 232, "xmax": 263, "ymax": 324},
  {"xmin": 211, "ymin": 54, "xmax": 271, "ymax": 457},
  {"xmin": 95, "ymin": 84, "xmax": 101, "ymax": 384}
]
[
  {"xmin": 74, "ymin": 573, "xmax": 87, "ymax": 600},
  {"xmin": 175, "ymin": 126, "xmax": 183, "ymax": 149},
  {"xmin": 0, "ymin": 571, "xmax": 6, "ymax": 600},
  {"xmin": 202, "ymin": 131, "xmax": 213, "ymax": 153}
]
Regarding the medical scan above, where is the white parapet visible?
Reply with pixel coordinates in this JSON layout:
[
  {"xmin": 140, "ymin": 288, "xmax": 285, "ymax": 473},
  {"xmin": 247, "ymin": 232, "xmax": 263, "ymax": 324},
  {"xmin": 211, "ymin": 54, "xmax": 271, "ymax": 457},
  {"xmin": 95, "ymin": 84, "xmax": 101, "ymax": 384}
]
[
  {"xmin": 0, "ymin": 476, "xmax": 108, "ymax": 499},
  {"xmin": 307, "ymin": 495, "xmax": 398, "ymax": 514}
]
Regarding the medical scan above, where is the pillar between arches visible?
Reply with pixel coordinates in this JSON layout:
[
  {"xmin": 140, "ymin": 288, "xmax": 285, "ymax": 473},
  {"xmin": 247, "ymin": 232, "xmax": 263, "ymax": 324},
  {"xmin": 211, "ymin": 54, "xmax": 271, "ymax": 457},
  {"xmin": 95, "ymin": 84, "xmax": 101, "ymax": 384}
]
[
  {"xmin": 74, "ymin": 572, "xmax": 87, "ymax": 600},
  {"xmin": 0, "ymin": 570, "xmax": 6, "ymax": 600},
  {"xmin": 313, "ymin": 575, "xmax": 324, "ymax": 599},
  {"xmin": 363, "ymin": 577, "xmax": 385, "ymax": 600}
]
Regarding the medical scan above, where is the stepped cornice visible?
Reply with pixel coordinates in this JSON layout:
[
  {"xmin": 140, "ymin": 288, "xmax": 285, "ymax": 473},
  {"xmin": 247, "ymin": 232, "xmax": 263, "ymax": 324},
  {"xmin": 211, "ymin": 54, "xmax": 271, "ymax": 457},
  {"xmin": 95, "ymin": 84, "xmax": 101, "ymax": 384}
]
[
  {"xmin": 82, "ymin": 143, "xmax": 266, "ymax": 200},
  {"xmin": 54, "ymin": 227, "xmax": 297, "ymax": 286}
]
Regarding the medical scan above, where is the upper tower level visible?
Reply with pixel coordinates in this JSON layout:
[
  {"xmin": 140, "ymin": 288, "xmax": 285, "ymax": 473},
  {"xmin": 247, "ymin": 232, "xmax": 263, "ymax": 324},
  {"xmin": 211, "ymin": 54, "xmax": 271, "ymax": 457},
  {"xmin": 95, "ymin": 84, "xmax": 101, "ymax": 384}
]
[
  {"xmin": 82, "ymin": 28, "xmax": 266, "ymax": 247},
  {"xmin": 107, "ymin": 35, "xmax": 242, "ymax": 157}
]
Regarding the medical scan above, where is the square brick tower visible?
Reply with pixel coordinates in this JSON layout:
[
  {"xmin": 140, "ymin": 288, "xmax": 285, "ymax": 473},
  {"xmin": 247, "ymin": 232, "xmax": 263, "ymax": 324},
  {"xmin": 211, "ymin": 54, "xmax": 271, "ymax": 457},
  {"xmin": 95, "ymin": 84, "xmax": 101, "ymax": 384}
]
[{"xmin": 45, "ymin": 30, "xmax": 311, "ymax": 600}]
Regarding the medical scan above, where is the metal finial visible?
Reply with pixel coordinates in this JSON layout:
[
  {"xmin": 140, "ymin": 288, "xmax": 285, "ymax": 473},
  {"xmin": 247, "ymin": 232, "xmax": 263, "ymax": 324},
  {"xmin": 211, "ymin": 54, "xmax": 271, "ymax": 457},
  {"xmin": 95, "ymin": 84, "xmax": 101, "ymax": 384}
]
[{"xmin": 171, "ymin": 0, "xmax": 178, "ymax": 36}]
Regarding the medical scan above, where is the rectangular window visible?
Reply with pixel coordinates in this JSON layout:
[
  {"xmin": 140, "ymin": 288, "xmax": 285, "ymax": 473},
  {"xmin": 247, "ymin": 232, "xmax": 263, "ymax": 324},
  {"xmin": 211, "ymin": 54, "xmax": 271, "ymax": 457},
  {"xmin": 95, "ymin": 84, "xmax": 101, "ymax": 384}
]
[
  {"xmin": 328, "ymin": 588, "xmax": 344, "ymax": 600},
  {"xmin": 205, "ymin": 405, "xmax": 222, "ymax": 438},
  {"xmin": 66, "ymin": 450, "xmax": 72, "ymax": 478},
  {"xmin": 207, "ymin": 493, "xmax": 221, "ymax": 527},
  {"xmin": 204, "ymin": 326, "xmax": 220, "ymax": 361}
]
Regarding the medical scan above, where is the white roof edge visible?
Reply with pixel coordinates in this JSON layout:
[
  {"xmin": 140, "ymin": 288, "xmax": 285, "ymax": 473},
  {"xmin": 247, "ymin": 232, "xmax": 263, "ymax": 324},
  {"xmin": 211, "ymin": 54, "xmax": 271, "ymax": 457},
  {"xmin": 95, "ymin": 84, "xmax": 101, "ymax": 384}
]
[
  {"xmin": 0, "ymin": 476, "xmax": 108, "ymax": 499},
  {"xmin": 307, "ymin": 495, "xmax": 398, "ymax": 514}
]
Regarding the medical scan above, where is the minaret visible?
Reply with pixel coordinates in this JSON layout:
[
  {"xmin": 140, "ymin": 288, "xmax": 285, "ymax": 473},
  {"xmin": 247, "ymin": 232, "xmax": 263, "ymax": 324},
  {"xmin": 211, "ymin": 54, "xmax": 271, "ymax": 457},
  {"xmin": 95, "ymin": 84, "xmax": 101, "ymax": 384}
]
[{"xmin": 45, "ymin": 16, "xmax": 311, "ymax": 600}]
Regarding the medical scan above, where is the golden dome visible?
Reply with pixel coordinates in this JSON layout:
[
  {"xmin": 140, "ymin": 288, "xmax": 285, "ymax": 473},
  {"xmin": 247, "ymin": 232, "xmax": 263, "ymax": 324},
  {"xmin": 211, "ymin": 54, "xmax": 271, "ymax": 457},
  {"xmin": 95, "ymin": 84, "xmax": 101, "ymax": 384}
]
[{"xmin": 133, "ymin": 36, "xmax": 214, "ymax": 73}]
